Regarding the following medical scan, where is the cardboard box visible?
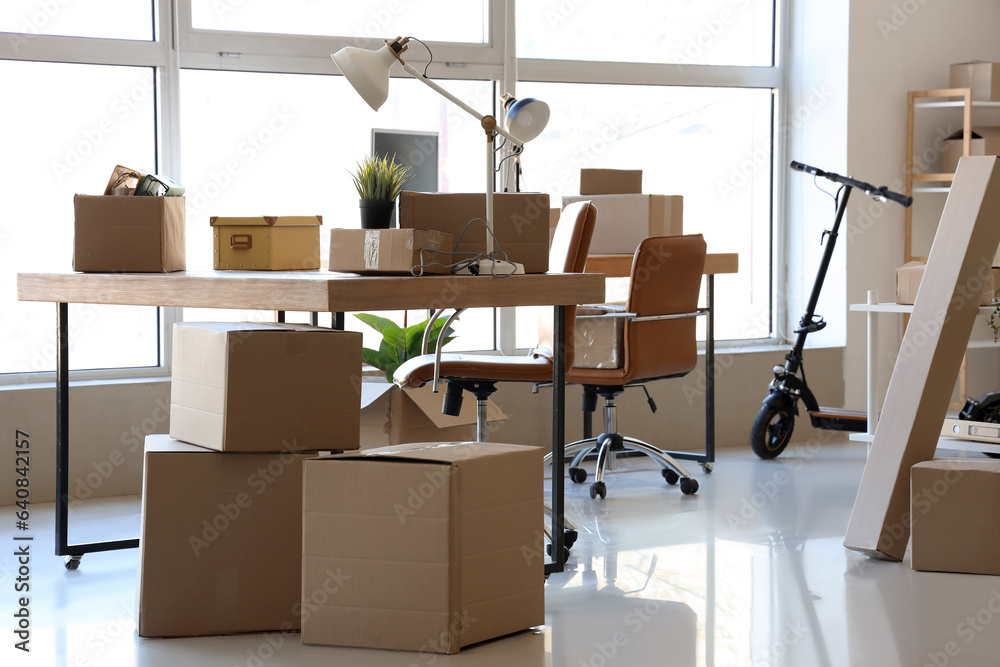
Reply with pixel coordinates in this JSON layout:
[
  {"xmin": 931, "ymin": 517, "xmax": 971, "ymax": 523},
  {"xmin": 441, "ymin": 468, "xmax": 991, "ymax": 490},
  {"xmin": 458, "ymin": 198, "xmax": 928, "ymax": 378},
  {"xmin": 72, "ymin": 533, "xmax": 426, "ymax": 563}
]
[
  {"xmin": 911, "ymin": 459, "xmax": 1000, "ymax": 575},
  {"xmin": 562, "ymin": 194, "xmax": 683, "ymax": 254},
  {"xmin": 950, "ymin": 62, "xmax": 1000, "ymax": 101},
  {"xmin": 73, "ymin": 194, "xmax": 186, "ymax": 272},
  {"xmin": 941, "ymin": 127, "xmax": 1000, "ymax": 173},
  {"xmin": 211, "ymin": 215, "xmax": 322, "ymax": 270},
  {"xmin": 169, "ymin": 322, "xmax": 362, "ymax": 452},
  {"xmin": 896, "ymin": 261, "xmax": 999, "ymax": 306},
  {"xmin": 398, "ymin": 191, "xmax": 550, "ymax": 273},
  {"xmin": 580, "ymin": 169, "xmax": 643, "ymax": 195},
  {"xmin": 329, "ymin": 228, "xmax": 453, "ymax": 275},
  {"xmin": 573, "ymin": 304, "xmax": 626, "ymax": 369},
  {"xmin": 844, "ymin": 156, "xmax": 1000, "ymax": 562},
  {"xmin": 138, "ymin": 435, "xmax": 308, "ymax": 637},
  {"xmin": 301, "ymin": 441, "xmax": 544, "ymax": 653},
  {"xmin": 360, "ymin": 380, "xmax": 506, "ymax": 447}
]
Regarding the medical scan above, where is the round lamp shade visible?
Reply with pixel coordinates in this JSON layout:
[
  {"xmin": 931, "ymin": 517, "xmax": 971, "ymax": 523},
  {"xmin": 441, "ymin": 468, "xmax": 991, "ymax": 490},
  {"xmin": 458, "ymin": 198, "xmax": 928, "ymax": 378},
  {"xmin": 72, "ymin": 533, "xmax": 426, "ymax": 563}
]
[
  {"xmin": 504, "ymin": 97, "xmax": 550, "ymax": 143},
  {"xmin": 331, "ymin": 44, "xmax": 400, "ymax": 111}
]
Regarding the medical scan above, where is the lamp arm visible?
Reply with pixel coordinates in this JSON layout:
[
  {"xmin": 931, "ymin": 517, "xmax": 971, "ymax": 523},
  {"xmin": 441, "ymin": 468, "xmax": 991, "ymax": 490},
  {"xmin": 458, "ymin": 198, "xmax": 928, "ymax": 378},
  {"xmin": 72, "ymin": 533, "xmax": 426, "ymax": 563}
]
[{"xmin": 398, "ymin": 62, "xmax": 524, "ymax": 147}]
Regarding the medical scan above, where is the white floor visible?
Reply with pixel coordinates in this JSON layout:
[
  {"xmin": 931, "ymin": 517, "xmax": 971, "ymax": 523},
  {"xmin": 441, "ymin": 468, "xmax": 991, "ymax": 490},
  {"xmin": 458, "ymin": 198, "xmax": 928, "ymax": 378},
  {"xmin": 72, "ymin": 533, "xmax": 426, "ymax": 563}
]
[{"xmin": 6, "ymin": 438, "xmax": 1000, "ymax": 667}]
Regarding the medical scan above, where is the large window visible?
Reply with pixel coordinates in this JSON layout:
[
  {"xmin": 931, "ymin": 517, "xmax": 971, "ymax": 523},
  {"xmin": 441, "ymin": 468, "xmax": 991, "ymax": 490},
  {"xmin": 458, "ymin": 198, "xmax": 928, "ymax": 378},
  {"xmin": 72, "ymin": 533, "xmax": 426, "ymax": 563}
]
[{"xmin": 0, "ymin": 0, "xmax": 781, "ymax": 383}]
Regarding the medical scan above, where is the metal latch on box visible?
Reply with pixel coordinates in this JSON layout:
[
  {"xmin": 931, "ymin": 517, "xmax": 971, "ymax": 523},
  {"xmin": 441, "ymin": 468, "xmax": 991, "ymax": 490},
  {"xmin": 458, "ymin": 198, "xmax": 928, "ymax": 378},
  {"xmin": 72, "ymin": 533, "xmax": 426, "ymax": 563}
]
[{"xmin": 230, "ymin": 234, "xmax": 252, "ymax": 250}]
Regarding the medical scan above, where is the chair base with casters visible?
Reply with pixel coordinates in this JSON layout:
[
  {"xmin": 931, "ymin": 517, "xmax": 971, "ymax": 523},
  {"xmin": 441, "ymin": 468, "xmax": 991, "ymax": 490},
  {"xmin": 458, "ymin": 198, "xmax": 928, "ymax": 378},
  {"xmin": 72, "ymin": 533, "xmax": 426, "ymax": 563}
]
[{"xmin": 543, "ymin": 385, "xmax": 700, "ymax": 499}]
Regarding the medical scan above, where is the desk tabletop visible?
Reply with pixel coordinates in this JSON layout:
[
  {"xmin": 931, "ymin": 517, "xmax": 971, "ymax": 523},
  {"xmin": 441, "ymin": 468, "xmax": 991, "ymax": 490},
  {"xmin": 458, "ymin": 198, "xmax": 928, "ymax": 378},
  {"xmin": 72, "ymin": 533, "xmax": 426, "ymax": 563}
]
[
  {"xmin": 17, "ymin": 270, "xmax": 607, "ymax": 312},
  {"xmin": 585, "ymin": 252, "xmax": 739, "ymax": 278}
]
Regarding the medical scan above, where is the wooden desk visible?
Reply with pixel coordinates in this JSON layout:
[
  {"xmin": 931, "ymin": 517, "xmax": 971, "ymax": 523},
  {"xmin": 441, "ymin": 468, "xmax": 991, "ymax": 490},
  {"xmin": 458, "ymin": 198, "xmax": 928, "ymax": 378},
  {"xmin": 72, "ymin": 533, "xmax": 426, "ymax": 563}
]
[
  {"xmin": 583, "ymin": 253, "xmax": 740, "ymax": 469},
  {"xmin": 18, "ymin": 270, "xmax": 605, "ymax": 574}
]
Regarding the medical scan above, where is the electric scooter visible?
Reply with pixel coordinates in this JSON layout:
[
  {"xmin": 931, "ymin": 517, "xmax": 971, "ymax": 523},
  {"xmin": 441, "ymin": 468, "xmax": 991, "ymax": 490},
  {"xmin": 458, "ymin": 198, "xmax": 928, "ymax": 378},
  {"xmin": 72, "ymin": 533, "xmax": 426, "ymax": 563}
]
[{"xmin": 750, "ymin": 161, "xmax": 912, "ymax": 459}]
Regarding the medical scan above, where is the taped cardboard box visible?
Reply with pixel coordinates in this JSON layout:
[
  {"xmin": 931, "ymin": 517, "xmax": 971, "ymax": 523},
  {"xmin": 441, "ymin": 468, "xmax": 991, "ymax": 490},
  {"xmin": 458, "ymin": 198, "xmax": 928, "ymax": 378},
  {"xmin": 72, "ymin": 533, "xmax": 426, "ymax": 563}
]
[
  {"xmin": 896, "ymin": 261, "xmax": 999, "ymax": 306},
  {"xmin": 360, "ymin": 380, "xmax": 506, "ymax": 448},
  {"xmin": 941, "ymin": 127, "xmax": 1000, "ymax": 173},
  {"xmin": 211, "ymin": 215, "xmax": 322, "ymax": 270},
  {"xmin": 572, "ymin": 304, "xmax": 626, "ymax": 369},
  {"xmin": 580, "ymin": 169, "xmax": 643, "ymax": 195},
  {"xmin": 950, "ymin": 62, "xmax": 1000, "ymax": 101},
  {"xmin": 911, "ymin": 459, "xmax": 1000, "ymax": 575},
  {"xmin": 399, "ymin": 191, "xmax": 550, "ymax": 273},
  {"xmin": 329, "ymin": 228, "xmax": 453, "ymax": 275},
  {"xmin": 73, "ymin": 194, "xmax": 186, "ymax": 272},
  {"xmin": 562, "ymin": 194, "xmax": 682, "ymax": 254},
  {"xmin": 138, "ymin": 435, "xmax": 308, "ymax": 637},
  {"xmin": 169, "ymin": 322, "xmax": 362, "ymax": 452},
  {"xmin": 301, "ymin": 441, "xmax": 544, "ymax": 653}
]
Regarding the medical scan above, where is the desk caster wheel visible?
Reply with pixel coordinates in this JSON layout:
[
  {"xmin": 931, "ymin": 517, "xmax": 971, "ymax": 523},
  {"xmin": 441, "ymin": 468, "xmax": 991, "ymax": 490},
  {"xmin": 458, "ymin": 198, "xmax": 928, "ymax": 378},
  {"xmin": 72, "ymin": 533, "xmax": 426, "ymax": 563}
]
[
  {"xmin": 64, "ymin": 556, "xmax": 81, "ymax": 571},
  {"xmin": 569, "ymin": 467, "xmax": 587, "ymax": 484},
  {"xmin": 701, "ymin": 462, "xmax": 714, "ymax": 473},
  {"xmin": 547, "ymin": 543, "xmax": 571, "ymax": 562},
  {"xmin": 590, "ymin": 481, "xmax": 606, "ymax": 499},
  {"xmin": 662, "ymin": 469, "xmax": 680, "ymax": 485},
  {"xmin": 564, "ymin": 529, "xmax": 578, "ymax": 549},
  {"xmin": 679, "ymin": 477, "xmax": 699, "ymax": 495}
]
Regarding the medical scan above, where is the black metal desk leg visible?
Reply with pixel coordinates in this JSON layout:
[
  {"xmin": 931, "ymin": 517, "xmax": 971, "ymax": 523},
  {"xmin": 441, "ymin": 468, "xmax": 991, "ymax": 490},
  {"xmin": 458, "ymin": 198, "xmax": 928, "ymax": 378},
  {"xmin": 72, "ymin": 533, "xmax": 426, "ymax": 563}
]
[
  {"xmin": 276, "ymin": 311, "xmax": 286, "ymax": 323},
  {"xmin": 332, "ymin": 312, "xmax": 345, "ymax": 331},
  {"xmin": 56, "ymin": 303, "xmax": 70, "ymax": 560},
  {"xmin": 706, "ymin": 275, "xmax": 715, "ymax": 465},
  {"xmin": 548, "ymin": 305, "xmax": 567, "ymax": 574}
]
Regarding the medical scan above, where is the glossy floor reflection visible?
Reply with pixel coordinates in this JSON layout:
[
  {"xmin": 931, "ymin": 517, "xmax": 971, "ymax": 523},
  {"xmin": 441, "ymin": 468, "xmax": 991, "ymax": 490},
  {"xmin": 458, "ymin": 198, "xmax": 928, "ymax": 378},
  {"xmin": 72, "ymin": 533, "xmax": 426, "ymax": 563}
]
[{"xmin": 6, "ymin": 438, "xmax": 1000, "ymax": 666}]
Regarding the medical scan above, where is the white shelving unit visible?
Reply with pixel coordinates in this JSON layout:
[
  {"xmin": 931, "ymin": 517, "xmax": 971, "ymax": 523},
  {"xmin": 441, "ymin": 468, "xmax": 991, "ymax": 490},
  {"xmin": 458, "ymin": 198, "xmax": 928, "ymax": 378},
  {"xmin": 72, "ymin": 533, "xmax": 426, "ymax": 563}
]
[{"xmin": 849, "ymin": 291, "xmax": 1000, "ymax": 455}]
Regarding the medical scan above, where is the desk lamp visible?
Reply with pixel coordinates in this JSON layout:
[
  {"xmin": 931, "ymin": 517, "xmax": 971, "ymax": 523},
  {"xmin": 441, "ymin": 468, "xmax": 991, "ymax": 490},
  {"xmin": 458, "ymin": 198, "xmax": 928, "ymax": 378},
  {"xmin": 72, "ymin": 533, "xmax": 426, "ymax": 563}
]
[
  {"xmin": 501, "ymin": 94, "xmax": 549, "ymax": 192},
  {"xmin": 332, "ymin": 37, "xmax": 548, "ymax": 276}
]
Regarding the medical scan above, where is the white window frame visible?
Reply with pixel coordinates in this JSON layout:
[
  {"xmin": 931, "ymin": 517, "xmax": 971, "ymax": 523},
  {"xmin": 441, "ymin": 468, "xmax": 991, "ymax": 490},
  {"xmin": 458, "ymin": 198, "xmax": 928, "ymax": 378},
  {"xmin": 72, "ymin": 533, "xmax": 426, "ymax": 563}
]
[{"xmin": 0, "ymin": 0, "xmax": 789, "ymax": 386}]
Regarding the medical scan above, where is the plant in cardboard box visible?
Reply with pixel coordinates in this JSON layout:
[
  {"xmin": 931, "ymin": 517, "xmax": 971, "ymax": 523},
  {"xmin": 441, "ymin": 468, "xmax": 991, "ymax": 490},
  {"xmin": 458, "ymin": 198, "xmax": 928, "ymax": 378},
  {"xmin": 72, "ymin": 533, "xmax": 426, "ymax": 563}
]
[
  {"xmin": 349, "ymin": 154, "xmax": 412, "ymax": 229},
  {"xmin": 355, "ymin": 313, "xmax": 457, "ymax": 382}
]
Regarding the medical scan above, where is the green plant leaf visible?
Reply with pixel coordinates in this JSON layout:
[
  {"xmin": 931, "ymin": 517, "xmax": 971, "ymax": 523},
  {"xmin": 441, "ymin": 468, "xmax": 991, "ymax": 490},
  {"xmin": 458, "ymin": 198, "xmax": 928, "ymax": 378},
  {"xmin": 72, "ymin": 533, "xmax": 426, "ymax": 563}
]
[
  {"xmin": 361, "ymin": 347, "xmax": 393, "ymax": 371},
  {"xmin": 348, "ymin": 153, "xmax": 413, "ymax": 201},
  {"xmin": 354, "ymin": 313, "xmax": 400, "ymax": 335}
]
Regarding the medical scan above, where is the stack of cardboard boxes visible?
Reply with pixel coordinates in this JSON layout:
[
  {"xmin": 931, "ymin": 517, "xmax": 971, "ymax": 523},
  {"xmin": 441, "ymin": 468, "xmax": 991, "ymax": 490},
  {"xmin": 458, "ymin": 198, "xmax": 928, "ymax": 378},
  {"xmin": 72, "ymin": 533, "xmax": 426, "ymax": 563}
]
[{"xmin": 137, "ymin": 321, "xmax": 544, "ymax": 654}]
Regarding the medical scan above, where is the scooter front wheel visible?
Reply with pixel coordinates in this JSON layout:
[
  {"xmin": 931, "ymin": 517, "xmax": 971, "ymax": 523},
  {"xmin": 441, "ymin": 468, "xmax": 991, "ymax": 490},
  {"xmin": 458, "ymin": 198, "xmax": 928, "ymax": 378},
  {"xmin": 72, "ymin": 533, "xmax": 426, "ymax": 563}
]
[{"xmin": 751, "ymin": 403, "xmax": 795, "ymax": 459}]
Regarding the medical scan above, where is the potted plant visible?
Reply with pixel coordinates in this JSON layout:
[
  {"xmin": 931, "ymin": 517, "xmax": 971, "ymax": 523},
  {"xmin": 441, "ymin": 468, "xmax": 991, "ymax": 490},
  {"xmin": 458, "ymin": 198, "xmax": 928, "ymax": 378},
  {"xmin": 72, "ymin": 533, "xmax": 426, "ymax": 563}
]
[
  {"xmin": 349, "ymin": 154, "xmax": 413, "ymax": 229},
  {"xmin": 355, "ymin": 313, "xmax": 457, "ymax": 382}
]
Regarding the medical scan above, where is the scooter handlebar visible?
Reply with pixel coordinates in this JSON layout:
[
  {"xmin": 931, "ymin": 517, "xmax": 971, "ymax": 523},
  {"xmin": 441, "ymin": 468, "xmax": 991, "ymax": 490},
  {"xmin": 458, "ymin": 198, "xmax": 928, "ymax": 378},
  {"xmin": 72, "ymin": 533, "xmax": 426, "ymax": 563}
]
[{"xmin": 790, "ymin": 160, "xmax": 912, "ymax": 208}]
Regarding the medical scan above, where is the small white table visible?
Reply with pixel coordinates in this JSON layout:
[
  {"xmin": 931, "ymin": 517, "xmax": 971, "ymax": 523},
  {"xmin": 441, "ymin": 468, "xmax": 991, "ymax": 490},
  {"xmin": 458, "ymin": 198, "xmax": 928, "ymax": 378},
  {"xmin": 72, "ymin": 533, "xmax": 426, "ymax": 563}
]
[{"xmin": 850, "ymin": 290, "xmax": 1000, "ymax": 455}]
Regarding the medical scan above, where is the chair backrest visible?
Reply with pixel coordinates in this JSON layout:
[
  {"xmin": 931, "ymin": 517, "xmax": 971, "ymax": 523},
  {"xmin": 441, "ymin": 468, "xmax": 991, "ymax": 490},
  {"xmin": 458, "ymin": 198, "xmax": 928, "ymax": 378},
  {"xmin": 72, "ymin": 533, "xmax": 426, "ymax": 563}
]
[
  {"xmin": 535, "ymin": 201, "xmax": 598, "ymax": 367},
  {"xmin": 623, "ymin": 234, "xmax": 707, "ymax": 382}
]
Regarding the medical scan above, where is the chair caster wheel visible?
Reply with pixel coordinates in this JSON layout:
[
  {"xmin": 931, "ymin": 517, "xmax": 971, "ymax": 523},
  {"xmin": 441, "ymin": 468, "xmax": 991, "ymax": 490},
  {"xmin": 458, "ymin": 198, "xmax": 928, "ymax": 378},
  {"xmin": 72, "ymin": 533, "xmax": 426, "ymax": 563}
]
[
  {"xmin": 701, "ymin": 462, "xmax": 714, "ymax": 473},
  {"xmin": 569, "ymin": 467, "xmax": 587, "ymax": 484},
  {"xmin": 564, "ymin": 529, "xmax": 578, "ymax": 549},
  {"xmin": 64, "ymin": 556, "xmax": 81, "ymax": 571},
  {"xmin": 590, "ymin": 481, "xmax": 607, "ymax": 499},
  {"xmin": 662, "ymin": 468, "xmax": 680, "ymax": 485},
  {"xmin": 679, "ymin": 477, "xmax": 699, "ymax": 495},
  {"xmin": 546, "ymin": 543, "xmax": 571, "ymax": 562}
]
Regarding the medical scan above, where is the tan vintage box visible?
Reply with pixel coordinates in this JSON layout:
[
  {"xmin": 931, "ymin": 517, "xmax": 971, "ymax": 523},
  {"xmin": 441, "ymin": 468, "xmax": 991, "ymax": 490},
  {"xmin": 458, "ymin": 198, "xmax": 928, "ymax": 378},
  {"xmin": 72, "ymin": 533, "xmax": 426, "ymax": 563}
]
[
  {"xmin": 562, "ymin": 194, "xmax": 683, "ymax": 254},
  {"xmin": 911, "ymin": 459, "xmax": 1000, "ymax": 575},
  {"xmin": 211, "ymin": 215, "xmax": 322, "ymax": 270},
  {"xmin": 580, "ymin": 168, "xmax": 643, "ymax": 195},
  {"xmin": 572, "ymin": 304, "xmax": 626, "ymax": 369},
  {"xmin": 896, "ymin": 260, "xmax": 999, "ymax": 306},
  {"xmin": 301, "ymin": 441, "xmax": 544, "ymax": 654},
  {"xmin": 138, "ymin": 435, "xmax": 309, "ymax": 637},
  {"xmin": 950, "ymin": 62, "xmax": 1000, "ymax": 101},
  {"xmin": 169, "ymin": 322, "xmax": 362, "ymax": 452},
  {"xmin": 73, "ymin": 194, "xmax": 186, "ymax": 272},
  {"xmin": 329, "ymin": 228, "xmax": 453, "ymax": 275},
  {"xmin": 399, "ymin": 191, "xmax": 550, "ymax": 273},
  {"xmin": 360, "ymin": 380, "xmax": 506, "ymax": 447},
  {"xmin": 941, "ymin": 127, "xmax": 1000, "ymax": 173}
]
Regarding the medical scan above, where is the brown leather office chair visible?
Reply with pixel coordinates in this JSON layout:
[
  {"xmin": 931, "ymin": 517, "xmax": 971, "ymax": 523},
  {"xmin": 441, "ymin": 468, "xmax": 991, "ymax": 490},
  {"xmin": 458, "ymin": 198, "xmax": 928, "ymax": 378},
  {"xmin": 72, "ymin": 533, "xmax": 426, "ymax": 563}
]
[
  {"xmin": 393, "ymin": 200, "xmax": 598, "ymax": 425},
  {"xmin": 553, "ymin": 234, "xmax": 707, "ymax": 499}
]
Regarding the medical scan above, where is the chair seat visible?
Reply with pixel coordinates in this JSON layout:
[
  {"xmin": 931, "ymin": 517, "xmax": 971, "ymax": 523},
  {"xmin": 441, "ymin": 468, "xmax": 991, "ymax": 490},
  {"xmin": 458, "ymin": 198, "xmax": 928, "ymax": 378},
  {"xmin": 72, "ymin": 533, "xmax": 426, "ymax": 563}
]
[{"xmin": 394, "ymin": 352, "xmax": 554, "ymax": 389}]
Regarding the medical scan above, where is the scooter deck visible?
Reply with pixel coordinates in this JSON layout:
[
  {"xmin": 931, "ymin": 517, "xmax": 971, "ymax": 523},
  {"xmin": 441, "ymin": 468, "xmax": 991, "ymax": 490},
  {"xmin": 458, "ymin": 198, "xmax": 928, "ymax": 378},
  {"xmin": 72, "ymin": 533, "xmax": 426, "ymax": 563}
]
[{"xmin": 807, "ymin": 407, "xmax": 869, "ymax": 433}]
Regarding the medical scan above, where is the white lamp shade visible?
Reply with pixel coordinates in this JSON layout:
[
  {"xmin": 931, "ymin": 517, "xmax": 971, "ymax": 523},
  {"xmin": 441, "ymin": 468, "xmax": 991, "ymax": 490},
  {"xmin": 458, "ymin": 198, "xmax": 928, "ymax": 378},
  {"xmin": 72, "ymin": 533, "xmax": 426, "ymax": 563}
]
[
  {"xmin": 331, "ymin": 44, "xmax": 400, "ymax": 111},
  {"xmin": 504, "ymin": 97, "xmax": 550, "ymax": 143}
]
